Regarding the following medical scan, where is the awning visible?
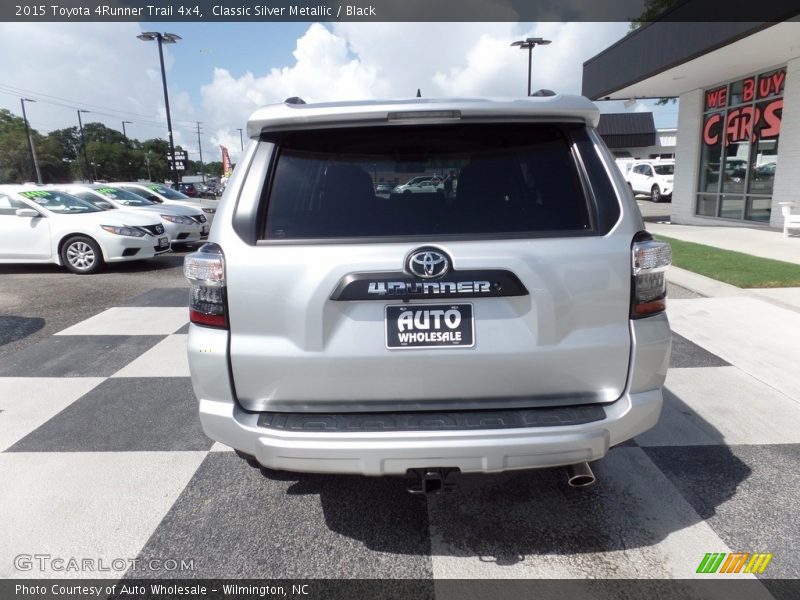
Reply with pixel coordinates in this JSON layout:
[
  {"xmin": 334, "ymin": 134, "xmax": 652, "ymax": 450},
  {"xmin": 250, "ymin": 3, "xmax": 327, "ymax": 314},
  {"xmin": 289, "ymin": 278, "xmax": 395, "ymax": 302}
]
[{"xmin": 597, "ymin": 113, "xmax": 656, "ymax": 148}]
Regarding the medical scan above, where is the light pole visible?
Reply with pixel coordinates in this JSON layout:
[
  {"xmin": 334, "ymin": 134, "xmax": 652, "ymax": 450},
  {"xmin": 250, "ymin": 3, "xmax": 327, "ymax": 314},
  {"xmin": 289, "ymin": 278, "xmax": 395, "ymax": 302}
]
[
  {"xmin": 236, "ymin": 128, "xmax": 244, "ymax": 152},
  {"xmin": 20, "ymin": 98, "xmax": 42, "ymax": 183},
  {"xmin": 77, "ymin": 109, "xmax": 91, "ymax": 182},
  {"xmin": 510, "ymin": 37, "xmax": 551, "ymax": 96},
  {"xmin": 121, "ymin": 121, "xmax": 132, "ymax": 179},
  {"xmin": 196, "ymin": 121, "xmax": 205, "ymax": 183},
  {"xmin": 137, "ymin": 31, "xmax": 181, "ymax": 184}
]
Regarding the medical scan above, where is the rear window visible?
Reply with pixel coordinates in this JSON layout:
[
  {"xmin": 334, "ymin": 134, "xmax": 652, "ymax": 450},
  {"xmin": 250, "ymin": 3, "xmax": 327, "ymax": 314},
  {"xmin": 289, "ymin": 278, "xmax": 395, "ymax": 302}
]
[{"xmin": 260, "ymin": 124, "xmax": 592, "ymax": 240}]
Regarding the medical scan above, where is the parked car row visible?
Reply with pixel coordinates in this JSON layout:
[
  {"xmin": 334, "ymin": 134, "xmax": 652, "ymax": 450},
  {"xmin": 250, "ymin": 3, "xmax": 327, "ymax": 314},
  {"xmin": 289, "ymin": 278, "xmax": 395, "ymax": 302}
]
[
  {"xmin": 0, "ymin": 181, "xmax": 217, "ymax": 274},
  {"xmin": 59, "ymin": 184, "xmax": 210, "ymax": 247},
  {"xmin": 173, "ymin": 181, "xmax": 221, "ymax": 199}
]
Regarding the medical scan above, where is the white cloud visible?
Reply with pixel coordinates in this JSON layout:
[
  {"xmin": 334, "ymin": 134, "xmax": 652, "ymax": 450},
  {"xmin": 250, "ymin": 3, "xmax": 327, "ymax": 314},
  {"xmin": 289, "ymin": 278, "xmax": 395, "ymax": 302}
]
[
  {"xmin": 433, "ymin": 23, "xmax": 629, "ymax": 97},
  {"xmin": 0, "ymin": 22, "xmax": 634, "ymax": 165},
  {"xmin": 199, "ymin": 23, "xmax": 386, "ymax": 146},
  {"xmin": 201, "ymin": 22, "xmax": 629, "ymax": 160},
  {"xmin": 0, "ymin": 22, "xmax": 202, "ymax": 156}
]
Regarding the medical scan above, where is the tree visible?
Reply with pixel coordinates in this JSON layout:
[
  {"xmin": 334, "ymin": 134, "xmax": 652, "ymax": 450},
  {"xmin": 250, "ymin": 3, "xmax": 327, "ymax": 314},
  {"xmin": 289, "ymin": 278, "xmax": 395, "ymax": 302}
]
[
  {"xmin": 629, "ymin": 0, "xmax": 682, "ymax": 29},
  {"xmin": 0, "ymin": 109, "xmax": 36, "ymax": 183},
  {"xmin": 204, "ymin": 161, "xmax": 224, "ymax": 178},
  {"xmin": 82, "ymin": 122, "xmax": 125, "ymax": 145},
  {"xmin": 0, "ymin": 112, "xmax": 198, "ymax": 184},
  {"xmin": 629, "ymin": 0, "xmax": 682, "ymax": 105},
  {"xmin": 75, "ymin": 122, "xmax": 128, "ymax": 181},
  {"xmin": 33, "ymin": 132, "xmax": 72, "ymax": 182},
  {"xmin": 48, "ymin": 127, "xmax": 80, "ymax": 162}
]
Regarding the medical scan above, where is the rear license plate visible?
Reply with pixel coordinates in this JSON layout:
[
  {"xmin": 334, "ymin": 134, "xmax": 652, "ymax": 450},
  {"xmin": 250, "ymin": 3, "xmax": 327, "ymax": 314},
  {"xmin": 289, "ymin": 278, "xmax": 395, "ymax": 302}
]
[
  {"xmin": 385, "ymin": 303, "xmax": 474, "ymax": 349},
  {"xmin": 201, "ymin": 225, "xmax": 209, "ymax": 235},
  {"xmin": 157, "ymin": 236, "xmax": 169, "ymax": 249}
]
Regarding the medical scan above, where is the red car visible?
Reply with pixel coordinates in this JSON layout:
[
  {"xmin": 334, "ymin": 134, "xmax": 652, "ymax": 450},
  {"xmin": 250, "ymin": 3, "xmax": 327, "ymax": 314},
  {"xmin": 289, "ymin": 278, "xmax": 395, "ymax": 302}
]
[{"xmin": 173, "ymin": 182, "xmax": 200, "ymax": 198}]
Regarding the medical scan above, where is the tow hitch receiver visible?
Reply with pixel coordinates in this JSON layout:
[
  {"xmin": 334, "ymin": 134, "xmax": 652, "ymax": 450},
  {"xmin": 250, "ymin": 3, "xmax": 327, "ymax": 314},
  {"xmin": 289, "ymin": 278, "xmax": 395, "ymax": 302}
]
[{"xmin": 407, "ymin": 468, "xmax": 460, "ymax": 494}]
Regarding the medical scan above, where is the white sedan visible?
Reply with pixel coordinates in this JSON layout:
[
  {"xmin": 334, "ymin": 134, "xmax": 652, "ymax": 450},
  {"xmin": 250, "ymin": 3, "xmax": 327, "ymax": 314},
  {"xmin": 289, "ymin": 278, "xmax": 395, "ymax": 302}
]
[
  {"xmin": 53, "ymin": 184, "xmax": 208, "ymax": 247},
  {"xmin": 111, "ymin": 182, "xmax": 217, "ymax": 225},
  {"xmin": 0, "ymin": 185, "xmax": 170, "ymax": 274}
]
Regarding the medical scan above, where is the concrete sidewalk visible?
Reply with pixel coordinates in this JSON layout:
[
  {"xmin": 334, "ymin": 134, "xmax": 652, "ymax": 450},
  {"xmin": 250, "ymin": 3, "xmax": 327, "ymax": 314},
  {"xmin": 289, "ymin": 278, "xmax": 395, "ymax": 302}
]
[
  {"xmin": 665, "ymin": 268, "xmax": 800, "ymax": 409},
  {"xmin": 644, "ymin": 219, "xmax": 800, "ymax": 309},
  {"xmin": 653, "ymin": 223, "xmax": 800, "ymax": 403},
  {"xmin": 669, "ymin": 265, "xmax": 800, "ymax": 313},
  {"xmin": 667, "ymin": 293, "xmax": 800, "ymax": 406},
  {"xmin": 646, "ymin": 221, "xmax": 800, "ymax": 265}
]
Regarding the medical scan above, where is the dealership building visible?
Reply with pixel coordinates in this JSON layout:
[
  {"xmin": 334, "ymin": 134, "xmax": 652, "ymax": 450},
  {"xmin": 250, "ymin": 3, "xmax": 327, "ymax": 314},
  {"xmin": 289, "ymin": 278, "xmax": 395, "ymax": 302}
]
[
  {"xmin": 597, "ymin": 112, "xmax": 676, "ymax": 160},
  {"xmin": 583, "ymin": 19, "xmax": 800, "ymax": 228}
]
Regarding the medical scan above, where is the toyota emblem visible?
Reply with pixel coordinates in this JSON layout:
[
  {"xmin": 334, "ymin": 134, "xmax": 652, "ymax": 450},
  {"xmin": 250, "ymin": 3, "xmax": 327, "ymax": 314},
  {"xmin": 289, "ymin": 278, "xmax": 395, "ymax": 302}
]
[{"xmin": 406, "ymin": 247, "xmax": 450, "ymax": 279}]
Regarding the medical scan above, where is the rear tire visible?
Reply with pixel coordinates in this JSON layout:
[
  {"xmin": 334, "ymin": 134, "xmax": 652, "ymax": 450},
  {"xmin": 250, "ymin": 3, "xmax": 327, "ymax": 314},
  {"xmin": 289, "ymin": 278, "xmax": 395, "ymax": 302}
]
[
  {"xmin": 61, "ymin": 236, "xmax": 104, "ymax": 274},
  {"xmin": 651, "ymin": 185, "xmax": 662, "ymax": 203}
]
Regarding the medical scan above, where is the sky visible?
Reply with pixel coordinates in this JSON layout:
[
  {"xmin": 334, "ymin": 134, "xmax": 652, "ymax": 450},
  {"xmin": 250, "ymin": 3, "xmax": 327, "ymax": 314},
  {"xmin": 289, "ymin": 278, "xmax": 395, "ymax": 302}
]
[{"xmin": 0, "ymin": 22, "xmax": 678, "ymax": 165}]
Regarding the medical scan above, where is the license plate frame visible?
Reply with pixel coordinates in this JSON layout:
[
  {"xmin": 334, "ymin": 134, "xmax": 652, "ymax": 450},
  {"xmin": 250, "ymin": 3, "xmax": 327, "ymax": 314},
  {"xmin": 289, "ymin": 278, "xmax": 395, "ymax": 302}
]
[
  {"xmin": 157, "ymin": 236, "xmax": 169, "ymax": 249},
  {"xmin": 385, "ymin": 303, "xmax": 474, "ymax": 350}
]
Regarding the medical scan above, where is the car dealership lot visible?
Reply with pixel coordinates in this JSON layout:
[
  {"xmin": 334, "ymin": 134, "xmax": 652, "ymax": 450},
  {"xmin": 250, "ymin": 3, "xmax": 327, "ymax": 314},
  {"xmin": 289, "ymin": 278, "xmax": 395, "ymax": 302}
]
[
  {"xmin": 0, "ymin": 249, "xmax": 191, "ymax": 360},
  {"xmin": 1, "ymin": 263, "xmax": 799, "ymax": 586}
]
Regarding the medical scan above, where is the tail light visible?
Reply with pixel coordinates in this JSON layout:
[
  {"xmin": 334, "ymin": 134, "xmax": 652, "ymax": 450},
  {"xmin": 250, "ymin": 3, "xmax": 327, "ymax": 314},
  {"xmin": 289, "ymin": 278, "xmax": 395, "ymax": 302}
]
[
  {"xmin": 184, "ymin": 243, "xmax": 227, "ymax": 328},
  {"xmin": 631, "ymin": 232, "xmax": 671, "ymax": 318}
]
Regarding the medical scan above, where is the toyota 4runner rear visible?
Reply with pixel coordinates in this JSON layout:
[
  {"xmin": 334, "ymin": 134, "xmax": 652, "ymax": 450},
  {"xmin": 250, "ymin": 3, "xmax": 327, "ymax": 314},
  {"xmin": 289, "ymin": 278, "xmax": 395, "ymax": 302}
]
[{"xmin": 185, "ymin": 95, "xmax": 671, "ymax": 487}]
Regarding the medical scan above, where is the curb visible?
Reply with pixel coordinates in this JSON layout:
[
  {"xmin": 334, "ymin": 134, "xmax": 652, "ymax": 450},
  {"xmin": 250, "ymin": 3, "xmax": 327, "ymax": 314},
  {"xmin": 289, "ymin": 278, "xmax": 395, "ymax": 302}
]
[
  {"xmin": 668, "ymin": 266, "xmax": 800, "ymax": 314},
  {"xmin": 666, "ymin": 266, "xmax": 743, "ymax": 298}
]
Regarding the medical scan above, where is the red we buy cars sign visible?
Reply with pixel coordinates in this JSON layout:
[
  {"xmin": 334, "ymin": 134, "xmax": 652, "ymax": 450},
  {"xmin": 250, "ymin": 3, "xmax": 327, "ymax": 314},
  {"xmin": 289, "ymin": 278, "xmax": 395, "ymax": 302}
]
[{"xmin": 703, "ymin": 68, "xmax": 785, "ymax": 146}]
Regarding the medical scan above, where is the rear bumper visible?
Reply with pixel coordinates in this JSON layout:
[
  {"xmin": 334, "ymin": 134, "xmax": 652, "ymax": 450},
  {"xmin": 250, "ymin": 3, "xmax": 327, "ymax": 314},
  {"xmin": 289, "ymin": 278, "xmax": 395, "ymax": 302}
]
[
  {"xmin": 190, "ymin": 313, "xmax": 670, "ymax": 476},
  {"xmin": 198, "ymin": 388, "xmax": 662, "ymax": 475}
]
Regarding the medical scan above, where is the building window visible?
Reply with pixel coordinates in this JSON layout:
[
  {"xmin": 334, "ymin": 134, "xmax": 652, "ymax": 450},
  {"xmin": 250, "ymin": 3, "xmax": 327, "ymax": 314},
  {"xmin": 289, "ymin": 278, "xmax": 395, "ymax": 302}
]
[{"xmin": 697, "ymin": 67, "xmax": 785, "ymax": 223}]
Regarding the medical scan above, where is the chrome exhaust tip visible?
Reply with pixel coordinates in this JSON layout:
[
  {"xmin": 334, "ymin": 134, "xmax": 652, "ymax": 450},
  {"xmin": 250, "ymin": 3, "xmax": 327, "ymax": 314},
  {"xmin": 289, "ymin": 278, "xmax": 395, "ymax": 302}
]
[{"xmin": 566, "ymin": 462, "xmax": 596, "ymax": 488}]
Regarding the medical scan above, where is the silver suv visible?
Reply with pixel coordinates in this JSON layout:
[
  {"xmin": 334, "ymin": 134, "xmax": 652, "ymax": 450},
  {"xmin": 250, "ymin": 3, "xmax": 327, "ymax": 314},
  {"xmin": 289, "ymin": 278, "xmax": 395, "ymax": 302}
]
[{"xmin": 185, "ymin": 96, "xmax": 671, "ymax": 490}]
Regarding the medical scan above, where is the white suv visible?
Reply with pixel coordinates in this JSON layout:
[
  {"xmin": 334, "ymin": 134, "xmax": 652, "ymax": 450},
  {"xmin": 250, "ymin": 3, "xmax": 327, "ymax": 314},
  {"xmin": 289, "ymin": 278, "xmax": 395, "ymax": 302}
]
[
  {"xmin": 184, "ymin": 96, "xmax": 672, "ymax": 491},
  {"xmin": 626, "ymin": 160, "xmax": 674, "ymax": 202}
]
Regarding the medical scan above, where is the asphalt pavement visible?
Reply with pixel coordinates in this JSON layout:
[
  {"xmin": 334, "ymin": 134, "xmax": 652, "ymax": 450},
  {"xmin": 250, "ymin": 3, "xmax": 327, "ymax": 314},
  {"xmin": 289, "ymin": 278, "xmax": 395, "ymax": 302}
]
[
  {"xmin": 0, "ymin": 248, "xmax": 191, "ymax": 361},
  {"xmin": 635, "ymin": 195, "xmax": 672, "ymax": 222},
  {"xmin": 3, "ymin": 280, "xmax": 799, "ymax": 587},
  {"xmin": 3, "ymin": 219, "xmax": 799, "ymax": 592}
]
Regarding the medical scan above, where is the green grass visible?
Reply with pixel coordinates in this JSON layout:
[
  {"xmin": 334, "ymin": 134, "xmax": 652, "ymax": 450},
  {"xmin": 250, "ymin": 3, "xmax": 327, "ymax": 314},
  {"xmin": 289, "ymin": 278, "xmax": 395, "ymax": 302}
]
[{"xmin": 656, "ymin": 235, "xmax": 800, "ymax": 288}]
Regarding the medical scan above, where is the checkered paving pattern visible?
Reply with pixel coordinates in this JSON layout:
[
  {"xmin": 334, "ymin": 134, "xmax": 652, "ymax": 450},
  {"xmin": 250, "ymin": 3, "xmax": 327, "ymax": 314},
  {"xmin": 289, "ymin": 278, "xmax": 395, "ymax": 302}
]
[{"xmin": 2, "ymin": 288, "xmax": 800, "ymax": 584}]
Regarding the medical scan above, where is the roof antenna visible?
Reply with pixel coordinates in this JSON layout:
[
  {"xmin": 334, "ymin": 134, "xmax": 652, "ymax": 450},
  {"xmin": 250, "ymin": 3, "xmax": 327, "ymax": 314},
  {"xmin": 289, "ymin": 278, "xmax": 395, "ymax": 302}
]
[{"xmin": 416, "ymin": 88, "xmax": 421, "ymax": 98}]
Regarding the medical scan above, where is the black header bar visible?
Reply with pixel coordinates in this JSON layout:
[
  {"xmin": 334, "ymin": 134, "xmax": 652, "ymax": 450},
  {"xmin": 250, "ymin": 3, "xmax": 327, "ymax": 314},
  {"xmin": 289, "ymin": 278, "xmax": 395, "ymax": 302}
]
[
  {"xmin": 2, "ymin": 579, "xmax": 799, "ymax": 600},
  {"xmin": 5, "ymin": 0, "xmax": 800, "ymax": 23}
]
